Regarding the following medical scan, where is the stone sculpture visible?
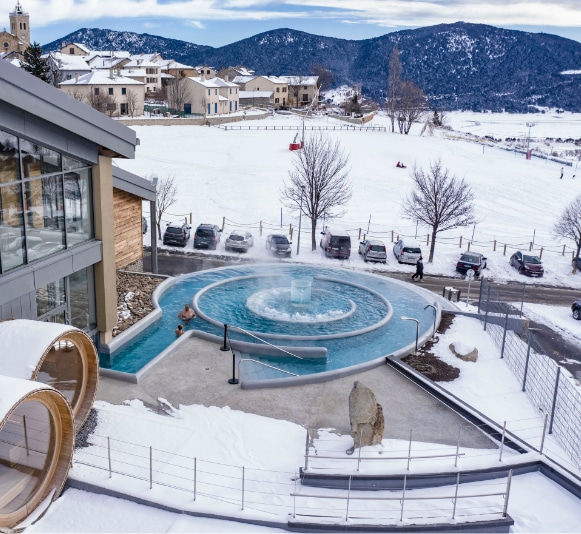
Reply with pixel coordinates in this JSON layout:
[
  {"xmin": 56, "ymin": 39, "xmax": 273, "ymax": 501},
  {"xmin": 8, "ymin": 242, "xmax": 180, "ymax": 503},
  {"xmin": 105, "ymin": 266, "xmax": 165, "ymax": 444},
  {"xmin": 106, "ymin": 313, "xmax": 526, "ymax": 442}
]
[{"xmin": 346, "ymin": 381, "xmax": 384, "ymax": 454}]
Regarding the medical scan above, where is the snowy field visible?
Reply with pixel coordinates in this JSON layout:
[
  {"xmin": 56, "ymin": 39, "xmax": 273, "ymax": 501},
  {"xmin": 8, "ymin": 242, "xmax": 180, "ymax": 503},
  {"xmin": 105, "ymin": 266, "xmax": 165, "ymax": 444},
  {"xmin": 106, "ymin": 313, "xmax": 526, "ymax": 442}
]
[
  {"xmin": 118, "ymin": 111, "xmax": 581, "ymax": 289},
  {"xmin": 26, "ymin": 313, "xmax": 581, "ymax": 532}
]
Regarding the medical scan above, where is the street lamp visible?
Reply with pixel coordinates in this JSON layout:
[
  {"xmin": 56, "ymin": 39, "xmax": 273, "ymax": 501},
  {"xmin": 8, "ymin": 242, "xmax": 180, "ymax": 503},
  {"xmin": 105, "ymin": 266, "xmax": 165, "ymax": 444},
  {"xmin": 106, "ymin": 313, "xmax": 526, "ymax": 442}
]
[
  {"xmin": 401, "ymin": 316, "xmax": 420, "ymax": 355},
  {"xmin": 526, "ymin": 122, "xmax": 536, "ymax": 150},
  {"xmin": 296, "ymin": 185, "xmax": 305, "ymax": 255},
  {"xmin": 423, "ymin": 303, "xmax": 437, "ymax": 339}
]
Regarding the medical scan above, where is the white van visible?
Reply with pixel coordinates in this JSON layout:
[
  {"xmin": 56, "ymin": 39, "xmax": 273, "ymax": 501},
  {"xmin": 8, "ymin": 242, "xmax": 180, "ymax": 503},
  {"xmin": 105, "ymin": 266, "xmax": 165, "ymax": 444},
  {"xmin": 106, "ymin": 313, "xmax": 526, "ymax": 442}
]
[{"xmin": 393, "ymin": 238, "xmax": 422, "ymax": 265}]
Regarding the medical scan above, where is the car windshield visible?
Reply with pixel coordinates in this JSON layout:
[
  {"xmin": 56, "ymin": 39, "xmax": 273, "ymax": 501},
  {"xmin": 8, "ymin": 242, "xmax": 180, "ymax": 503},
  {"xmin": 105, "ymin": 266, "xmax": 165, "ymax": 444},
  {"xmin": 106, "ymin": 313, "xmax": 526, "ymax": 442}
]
[
  {"xmin": 197, "ymin": 229, "xmax": 214, "ymax": 237},
  {"xmin": 272, "ymin": 236, "xmax": 289, "ymax": 244},
  {"xmin": 523, "ymin": 255, "xmax": 541, "ymax": 264},
  {"xmin": 166, "ymin": 227, "xmax": 183, "ymax": 234},
  {"xmin": 228, "ymin": 235, "xmax": 244, "ymax": 241},
  {"xmin": 460, "ymin": 254, "xmax": 480, "ymax": 263},
  {"xmin": 370, "ymin": 245, "xmax": 385, "ymax": 252},
  {"xmin": 403, "ymin": 247, "xmax": 421, "ymax": 253}
]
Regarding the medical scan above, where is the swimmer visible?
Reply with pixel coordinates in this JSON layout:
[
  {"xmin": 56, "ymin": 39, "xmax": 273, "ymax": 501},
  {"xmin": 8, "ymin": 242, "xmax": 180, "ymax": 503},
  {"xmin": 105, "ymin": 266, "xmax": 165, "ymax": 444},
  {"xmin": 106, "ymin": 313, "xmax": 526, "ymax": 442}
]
[
  {"xmin": 178, "ymin": 303, "xmax": 196, "ymax": 321},
  {"xmin": 175, "ymin": 324, "xmax": 184, "ymax": 336}
]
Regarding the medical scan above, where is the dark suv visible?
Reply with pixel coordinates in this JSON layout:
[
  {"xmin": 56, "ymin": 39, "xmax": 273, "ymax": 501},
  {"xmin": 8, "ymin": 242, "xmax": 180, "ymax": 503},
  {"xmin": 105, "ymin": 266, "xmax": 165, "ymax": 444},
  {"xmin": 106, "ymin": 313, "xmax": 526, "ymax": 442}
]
[
  {"xmin": 194, "ymin": 224, "xmax": 221, "ymax": 249},
  {"xmin": 163, "ymin": 222, "xmax": 191, "ymax": 247},
  {"xmin": 320, "ymin": 229, "xmax": 351, "ymax": 259},
  {"xmin": 266, "ymin": 234, "xmax": 292, "ymax": 257}
]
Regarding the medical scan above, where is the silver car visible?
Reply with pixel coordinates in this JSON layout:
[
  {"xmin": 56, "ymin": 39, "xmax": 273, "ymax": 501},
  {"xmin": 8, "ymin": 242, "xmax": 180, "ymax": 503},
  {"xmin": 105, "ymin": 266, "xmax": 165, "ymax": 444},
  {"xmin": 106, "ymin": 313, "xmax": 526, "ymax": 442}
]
[
  {"xmin": 393, "ymin": 238, "xmax": 422, "ymax": 265},
  {"xmin": 358, "ymin": 239, "xmax": 387, "ymax": 263},
  {"xmin": 225, "ymin": 230, "xmax": 254, "ymax": 252}
]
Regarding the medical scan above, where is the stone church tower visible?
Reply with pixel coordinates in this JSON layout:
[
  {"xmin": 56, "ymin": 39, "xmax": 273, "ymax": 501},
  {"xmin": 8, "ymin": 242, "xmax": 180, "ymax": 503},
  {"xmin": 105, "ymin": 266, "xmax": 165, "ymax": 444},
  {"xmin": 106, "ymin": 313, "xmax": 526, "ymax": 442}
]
[{"xmin": 1, "ymin": 1, "xmax": 30, "ymax": 56}]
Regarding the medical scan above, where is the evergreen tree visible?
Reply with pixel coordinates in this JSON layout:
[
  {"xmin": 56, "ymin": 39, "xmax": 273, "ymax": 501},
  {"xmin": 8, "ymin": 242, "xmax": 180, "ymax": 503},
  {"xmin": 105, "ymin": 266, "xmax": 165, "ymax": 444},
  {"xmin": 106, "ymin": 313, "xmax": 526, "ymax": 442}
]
[{"xmin": 21, "ymin": 42, "xmax": 50, "ymax": 83}]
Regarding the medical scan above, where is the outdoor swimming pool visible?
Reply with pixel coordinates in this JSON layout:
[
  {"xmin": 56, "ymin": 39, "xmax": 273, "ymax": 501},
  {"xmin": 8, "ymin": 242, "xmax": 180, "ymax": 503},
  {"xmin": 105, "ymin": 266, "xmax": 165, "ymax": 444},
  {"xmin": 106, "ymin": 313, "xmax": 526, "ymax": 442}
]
[{"xmin": 101, "ymin": 264, "xmax": 438, "ymax": 378}]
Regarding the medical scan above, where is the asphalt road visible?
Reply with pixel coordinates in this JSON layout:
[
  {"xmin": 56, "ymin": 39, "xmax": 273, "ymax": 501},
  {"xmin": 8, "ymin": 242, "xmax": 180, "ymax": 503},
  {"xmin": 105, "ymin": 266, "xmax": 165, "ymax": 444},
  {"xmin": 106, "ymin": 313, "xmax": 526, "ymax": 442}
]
[{"xmin": 142, "ymin": 250, "xmax": 581, "ymax": 378}]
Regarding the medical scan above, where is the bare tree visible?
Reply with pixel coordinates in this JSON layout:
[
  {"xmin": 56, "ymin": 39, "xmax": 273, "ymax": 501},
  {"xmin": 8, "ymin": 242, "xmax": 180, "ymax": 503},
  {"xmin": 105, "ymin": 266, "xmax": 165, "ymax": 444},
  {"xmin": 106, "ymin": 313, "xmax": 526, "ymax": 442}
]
[
  {"xmin": 287, "ymin": 76, "xmax": 305, "ymax": 108},
  {"xmin": 553, "ymin": 195, "xmax": 581, "ymax": 273},
  {"xmin": 125, "ymin": 89, "xmax": 138, "ymax": 117},
  {"xmin": 395, "ymin": 80, "xmax": 429, "ymax": 135},
  {"xmin": 166, "ymin": 75, "xmax": 189, "ymax": 115},
  {"xmin": 45, "ymin": 52, "xmax": 66, "ymax": 87},
  {"xmin": 68, "ymin": 87, "xmax": 88, "ymax": 105},
  {"xmin": 403, "ymin": 159, "xmax": 476, "ymax": 262},
  {"xmin": 154, "ymin": 175, "xmax": 178, "ymax": 239},
  {"xmin": 386, "ymin": 46, "xmax": 403, "ymax": 133},
  {"xmin": 281, "ymin": 132, "xmax": 351, "ymax": 250}
]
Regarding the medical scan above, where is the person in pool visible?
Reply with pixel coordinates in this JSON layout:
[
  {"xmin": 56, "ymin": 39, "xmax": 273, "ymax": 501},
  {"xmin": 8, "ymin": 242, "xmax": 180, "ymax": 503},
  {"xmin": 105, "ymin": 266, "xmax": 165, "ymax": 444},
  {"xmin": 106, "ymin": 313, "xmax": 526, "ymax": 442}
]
[{"xmin": 178, "ymin": 303, "xmax": 196, "ymax": 321}]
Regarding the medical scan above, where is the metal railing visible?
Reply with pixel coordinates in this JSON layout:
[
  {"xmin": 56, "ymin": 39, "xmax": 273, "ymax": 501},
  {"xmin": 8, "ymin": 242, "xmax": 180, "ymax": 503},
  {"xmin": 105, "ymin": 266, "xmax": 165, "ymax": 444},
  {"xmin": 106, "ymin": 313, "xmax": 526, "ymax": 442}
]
[
  {"xmin": 291, "ymin": 471, "xmax": 513, "ymax": 524},
  {"xmin": 218, "ymin": 125, "xmax": 386, "ymax": 132}
]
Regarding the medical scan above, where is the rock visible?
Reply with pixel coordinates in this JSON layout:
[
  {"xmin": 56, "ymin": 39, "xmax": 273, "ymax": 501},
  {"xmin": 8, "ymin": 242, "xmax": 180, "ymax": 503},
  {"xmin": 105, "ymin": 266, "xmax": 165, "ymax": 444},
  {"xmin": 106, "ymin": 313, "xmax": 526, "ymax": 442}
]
[
  {"xmin": 346, "ymin": 381, "xmax": 384, "ymax": 454},
  {"xmin": 449, "ymin": 341, "xmax": 478, "ymax": 362}
]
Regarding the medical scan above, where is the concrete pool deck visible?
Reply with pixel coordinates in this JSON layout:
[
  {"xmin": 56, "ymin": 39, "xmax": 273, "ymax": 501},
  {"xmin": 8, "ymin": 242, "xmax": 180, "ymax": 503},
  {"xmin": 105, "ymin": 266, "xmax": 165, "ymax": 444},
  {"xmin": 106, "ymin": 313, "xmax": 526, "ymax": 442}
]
[{"xmin": 96, "ymin": 335, "xmax": 495, "ymax": 450}]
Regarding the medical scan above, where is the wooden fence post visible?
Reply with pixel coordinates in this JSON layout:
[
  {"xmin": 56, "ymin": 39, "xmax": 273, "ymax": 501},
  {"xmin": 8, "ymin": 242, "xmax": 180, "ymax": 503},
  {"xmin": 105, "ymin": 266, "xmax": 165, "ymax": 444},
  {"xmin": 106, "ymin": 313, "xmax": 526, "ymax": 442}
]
[
  {"xmin": 260, "ymin": 220, "xmax": 263, "ymax": 236},
  {"xmin": 529, "ymin": 241, "xmax": 533, "ymax": 251},
  {"xmin": 358, "ymin": 228, "xmax": 361, "ymax": 240},
  {"xmin": 459, "ymin": 236, "xmax": 462, "ymax": 248},
  {"xmin": 503, "ymin": 244, "xmax": 507, "ymax": 256},
  {"xmin": 563, "ymin": 244, "xmax": 566, "ymax": 256},
  {"xmin": 391, "ymin": 230, "xmax": 394, "ymax": 242},
  {"xmin": 426, "ymin": 234, "xmax": 430, "ymax": 246},
  {"xmin": 467, "ymin": 242, "xmax": 471, "ymax": 251},
  {"xmin": 539, "ymin": 247, "xmax": 543, "ymax": 259},
  {"xmin": 222, "ymin": 216, "xmax": 225, "ymax": 232},
  {"xmin": 494, "ymin": 240, "xmax": 496, "ymax": 251}
]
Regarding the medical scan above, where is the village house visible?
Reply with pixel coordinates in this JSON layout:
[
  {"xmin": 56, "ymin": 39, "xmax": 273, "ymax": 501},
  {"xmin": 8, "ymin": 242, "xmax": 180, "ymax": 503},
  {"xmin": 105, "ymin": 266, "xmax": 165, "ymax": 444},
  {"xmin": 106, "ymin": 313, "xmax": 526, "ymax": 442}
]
[
  {"xmin": 179, "ymin": 76, "xmax": 240, "ymax": 116},
  {"xmin": 59, "ymin": 70, "xmax": 145, "ymax": 117},
  {"xmin": 59, "ymin": 41, "xmax": 91, "ymax": 56},
  {"xmin": 43, "ymin": 52, "xmax": 91, "ymax": 84},
  {"xmin": 217, "ymin": 65, "xmax": 255, "ymax": 82},
  {"xmin": 232, "ymin": 75, "xmax": 289, "ymax": 109},
  {"xmin": 279, "ymin": 75, "xmax": 320, "ymax": 107}
]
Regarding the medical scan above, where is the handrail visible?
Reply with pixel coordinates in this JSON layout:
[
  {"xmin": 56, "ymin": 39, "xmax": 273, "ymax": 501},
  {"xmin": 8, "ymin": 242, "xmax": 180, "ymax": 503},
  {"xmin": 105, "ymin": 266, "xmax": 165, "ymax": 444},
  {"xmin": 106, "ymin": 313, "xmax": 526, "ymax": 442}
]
[
  {"xmin": 229, "ymin": 325, "xmax": 304, "ymax": 360},
  {"xmin": 238, "ymin": 358, "xmax": 298, "ymax": 377}
]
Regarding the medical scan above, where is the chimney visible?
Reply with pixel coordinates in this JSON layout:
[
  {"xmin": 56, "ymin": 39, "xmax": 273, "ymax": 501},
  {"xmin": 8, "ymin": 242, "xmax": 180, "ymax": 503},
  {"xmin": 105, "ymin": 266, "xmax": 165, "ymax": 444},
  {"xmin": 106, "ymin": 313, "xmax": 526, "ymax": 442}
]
[
  {"xmin": 75, "ymin": 72, "xmax": 78, "ymax": 83},
  {"xmin": 109, "ymin": 68, "xmax": 114, "ymax": 79}
]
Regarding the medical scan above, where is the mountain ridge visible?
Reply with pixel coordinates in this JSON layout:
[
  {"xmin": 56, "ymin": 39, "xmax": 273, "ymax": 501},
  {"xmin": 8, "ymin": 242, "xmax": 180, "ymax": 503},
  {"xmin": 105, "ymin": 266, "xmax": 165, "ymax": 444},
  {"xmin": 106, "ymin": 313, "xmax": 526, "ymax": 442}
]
[{"xmin": 43, "ymin": 23, "xmax": 581, "ymax": 111}]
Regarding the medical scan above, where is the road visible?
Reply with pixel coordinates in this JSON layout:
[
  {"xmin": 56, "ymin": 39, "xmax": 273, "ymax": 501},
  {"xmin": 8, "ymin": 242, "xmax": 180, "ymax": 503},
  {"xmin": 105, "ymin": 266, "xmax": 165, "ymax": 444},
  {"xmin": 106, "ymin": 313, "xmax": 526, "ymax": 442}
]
[{"xmin": 142, "ymin": 250, "xmax": 581, "ymax": 378}]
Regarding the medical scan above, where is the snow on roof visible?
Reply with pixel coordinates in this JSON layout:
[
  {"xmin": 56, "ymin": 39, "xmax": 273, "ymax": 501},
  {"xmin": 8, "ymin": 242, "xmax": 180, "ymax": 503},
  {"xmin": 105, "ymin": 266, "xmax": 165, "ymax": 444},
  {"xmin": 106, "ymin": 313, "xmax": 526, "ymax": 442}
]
[
  {"xmin": 44, "ymin": 53, "xmax": 90, "ymax": 70},
  {"xmin": 232, "ymin": 75, "xmax": 256, "ymax": 84},
  {"xmin": 71, "ymin": 42, "xmax": 91, "ymax": 54},
  {"xmin": 189, "ymin": 76, "xmax": 238, "ymax": 88},
  {"xmin": 279, "ymin": 75, "xmax": 319, "ymax": 86},
  {"xmin": 239, "ymin": 90, "xmax": 272, "ymax": 98},
  {"xmin": 130, "ymin": 53, "xmax": 162, "ymax": 63},
  {"xmin": 60, "ymin": 70, "xmax": 144, "ymax": 86},
  {"xmin": 88, "ymin": 57, "xmax": 126, "ymax": 69},
  {"xmin": 0, "ymin": 375, "xmax": 55, "ymax": 421},
  {"xmin": 161, "ymin": 60, "xmax": 194, "ymax": 70},
  {"xmin": 0, "ymin": 319, "xmax": 78, "ymax": 380},
  {"xmin": 218, "ymin": 95, "xmax": 228, "ymax": 101},
  {"xmin": 262, "ymin": 75, "xmax": 288, "ymax": 84},
  {"xmin": 124, "ymin": 59, "xmax": 159, "ymax": 68},
  {"xmin": 120, "ymin": 68, "xmax": 147, "ymax": 77},
  {"xmin": 160, "ymin": 72, "xmax": 174, "ymax": 79}
]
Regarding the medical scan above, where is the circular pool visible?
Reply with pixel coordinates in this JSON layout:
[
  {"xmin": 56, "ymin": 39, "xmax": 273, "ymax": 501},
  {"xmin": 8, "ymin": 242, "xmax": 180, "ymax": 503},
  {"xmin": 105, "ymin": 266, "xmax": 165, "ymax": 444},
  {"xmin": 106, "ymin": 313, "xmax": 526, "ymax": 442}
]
[{"xmin": 103, "ymin": 264, "xmax": 440, "ymax": 382}]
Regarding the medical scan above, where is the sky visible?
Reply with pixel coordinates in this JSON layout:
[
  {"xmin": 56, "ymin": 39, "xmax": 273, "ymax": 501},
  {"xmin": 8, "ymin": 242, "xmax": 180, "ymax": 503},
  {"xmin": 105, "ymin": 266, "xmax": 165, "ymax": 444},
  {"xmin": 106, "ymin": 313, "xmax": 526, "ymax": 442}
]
[{"xmin": 9, "ymin": 0, "xmax": 581, "ymax": 49}]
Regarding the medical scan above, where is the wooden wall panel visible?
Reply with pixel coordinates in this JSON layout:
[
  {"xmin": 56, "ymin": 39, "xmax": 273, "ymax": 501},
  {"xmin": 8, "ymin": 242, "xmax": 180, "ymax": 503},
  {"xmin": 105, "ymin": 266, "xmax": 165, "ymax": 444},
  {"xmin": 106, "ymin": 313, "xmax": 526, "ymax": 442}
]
[{"xmin": 113, "ymin": 189, "xmax": 143, "ymax": 269}]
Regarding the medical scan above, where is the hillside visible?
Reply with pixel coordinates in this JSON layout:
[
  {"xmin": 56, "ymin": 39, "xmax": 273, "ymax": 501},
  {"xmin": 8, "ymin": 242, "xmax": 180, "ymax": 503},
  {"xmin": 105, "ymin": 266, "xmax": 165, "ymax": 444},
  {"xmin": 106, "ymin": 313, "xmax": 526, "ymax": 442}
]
[{"xmin": 44, "ymin": 23, "xmax": 581, "ymax": 111}]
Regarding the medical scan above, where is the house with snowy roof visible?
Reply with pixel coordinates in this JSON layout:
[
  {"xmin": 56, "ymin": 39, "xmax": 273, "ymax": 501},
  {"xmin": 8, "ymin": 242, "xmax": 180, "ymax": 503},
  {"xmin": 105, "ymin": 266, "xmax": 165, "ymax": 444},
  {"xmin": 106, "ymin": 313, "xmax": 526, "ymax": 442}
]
[
  {"xmin": 59, "ymin": 41, "xmax": 91, "ymax": 56},
  {"xmin": 232, "ymin": 75, "xmax": 288, "ymax": 109},
  {"xmin": 60, "ymin": 70, "xmax": 145, "ymax": 117},
  {"xmin": 158, "ymin": 59, "xmax": 197, "ymax": 79},
  {"xmin": 279, "ymin": 75, "xmax": 319, "ymax": 107},
  {"xmin": 218, "ymin": 65, "xmax": 255, "ymax": 82},
  {"xmin": 180, "ymin": 76, "xmax": 240, "ymax": 116},
  {"xmin": 42, "ymin": 51, "xmax": 91, "ymax": 85},
  {"xmin": 122, "ymin": 59, "xmax": 162, "ymax": 93}
]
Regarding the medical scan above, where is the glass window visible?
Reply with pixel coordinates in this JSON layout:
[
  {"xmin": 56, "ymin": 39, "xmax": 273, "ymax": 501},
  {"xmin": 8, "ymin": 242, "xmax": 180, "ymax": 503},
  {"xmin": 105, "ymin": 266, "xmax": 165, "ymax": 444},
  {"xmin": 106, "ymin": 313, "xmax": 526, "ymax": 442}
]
[
  {"xmin": 122, "ymin": 87, "xmax": 126, "ymax": 95},
  {"xmin": 0, "ymin": 130, "xmax": 19, "ymax": 184},
  {"xmin": 0, "ymin": 182, "xmax": 26, "ymax": 271},
  {"xmin": 20, "ymin": 139, "xmax": 61, "ymax": 178},
  {"xmin": 36, "ymin": 277, "xmax": 66, "ymax": 317},
  {"xmin": 65, "ymin": 169, "xmax": 92, "ymax": 246},
  {"xmin": 63, "ymin": 156, "xmax": 85, "ymax": 171},
  {"xmin": 69, "ymin": 267, "xmax": 95, "ymax": 330},
  {"xmin": 23, "ymin": 176, "xmax": 66, "ymax": 261},
  {"xmin": 108, "ymin": 87, "xmax": 113, "ymax": 96},
  {"xmin": 0, "ymin": 400, "xmax": 54, "ymax": 515}
]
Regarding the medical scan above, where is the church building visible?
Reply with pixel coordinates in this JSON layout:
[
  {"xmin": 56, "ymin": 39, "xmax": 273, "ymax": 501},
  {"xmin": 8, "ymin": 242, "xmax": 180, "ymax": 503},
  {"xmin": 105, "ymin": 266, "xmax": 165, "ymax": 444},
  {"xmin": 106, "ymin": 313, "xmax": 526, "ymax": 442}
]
[{"xmin": 1, "ymin": 1, "xmax": 30, "ymax": 57}]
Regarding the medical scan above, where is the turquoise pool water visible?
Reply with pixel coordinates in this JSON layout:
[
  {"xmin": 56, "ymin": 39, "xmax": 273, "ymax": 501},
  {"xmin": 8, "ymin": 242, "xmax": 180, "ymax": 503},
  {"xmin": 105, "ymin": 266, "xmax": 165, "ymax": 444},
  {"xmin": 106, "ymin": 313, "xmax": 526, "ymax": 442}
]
[{"xmin": 101, "ymin": 265, "xmax": 436, "ymax": 376}]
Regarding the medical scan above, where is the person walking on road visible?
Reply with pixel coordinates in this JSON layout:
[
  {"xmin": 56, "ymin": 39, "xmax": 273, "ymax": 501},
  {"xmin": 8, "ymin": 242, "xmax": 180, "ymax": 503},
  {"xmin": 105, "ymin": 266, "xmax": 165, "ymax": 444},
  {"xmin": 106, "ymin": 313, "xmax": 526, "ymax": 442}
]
[{"xmin": 412, "ymin": 256, "xmax": 424, "ymax": 281}]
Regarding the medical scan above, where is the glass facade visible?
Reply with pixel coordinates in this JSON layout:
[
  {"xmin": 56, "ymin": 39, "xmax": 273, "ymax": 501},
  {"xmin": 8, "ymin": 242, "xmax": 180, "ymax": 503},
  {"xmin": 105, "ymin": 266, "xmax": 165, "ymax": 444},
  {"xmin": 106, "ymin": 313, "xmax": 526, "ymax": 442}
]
[{"xmin": 0, "ymin": 127, "xmax": 93, "ymax": 273}]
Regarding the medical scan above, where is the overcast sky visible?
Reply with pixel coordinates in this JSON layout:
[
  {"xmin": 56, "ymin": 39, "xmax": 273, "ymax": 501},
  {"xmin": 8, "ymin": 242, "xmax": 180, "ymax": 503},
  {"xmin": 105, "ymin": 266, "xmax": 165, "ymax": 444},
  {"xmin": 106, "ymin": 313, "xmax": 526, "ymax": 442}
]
[{"xmin": 11, "ymin": 0, "xmax": 581, "ymax": 47}]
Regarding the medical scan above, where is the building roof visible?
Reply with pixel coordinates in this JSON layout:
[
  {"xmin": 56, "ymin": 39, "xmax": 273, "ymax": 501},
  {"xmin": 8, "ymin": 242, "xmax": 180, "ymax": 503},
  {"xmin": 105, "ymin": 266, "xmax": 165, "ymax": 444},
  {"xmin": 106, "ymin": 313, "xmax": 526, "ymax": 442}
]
[
  {"xmin": 239, "ymin": 90, "xmax": 273, "ymax": 98},
  {"xmin": 232, "ymin": 75, "xmax": 256, "ymax": 84},
  {"xmin": 262, "ymin": 75, "xmax": 288, "ymax": 84},
  {"xmin": 113, "ymin": 165, "xmax": 156, "ymax": 201},
  {"xmin": 279, "ymin": 75, "xmax": 319, "ymax": 86},
  {"xmin": 88, "ymin": 57, "xmax": 127, "ymax": 69},
  {"xmin": 0, "ymin": 60, "xmax": 137, "ymax": 159},
  {"xmin": 43, "ymin": 52, "xmax": 91, "ymax": 71},
  {"xmin": 60, "ymin": 70, "xmax": 144, "ymax": 86},
  {"xmin": 124, "ymin": 59, "xmax": 159, "ymax": 68},
  {"xmin": 189, "ymin": 76, "xmax": 238, "ymax": 88},
  {"xmin": 61, "ymin": 42, "xmax": 91, "ymax": 54}
]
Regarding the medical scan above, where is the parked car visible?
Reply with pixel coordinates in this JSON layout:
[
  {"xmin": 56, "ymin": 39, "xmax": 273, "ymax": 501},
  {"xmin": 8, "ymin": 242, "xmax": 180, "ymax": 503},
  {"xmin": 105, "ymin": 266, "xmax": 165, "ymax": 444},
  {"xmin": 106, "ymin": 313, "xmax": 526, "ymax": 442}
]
[
  {"xmin": 572, "ymin": 257, "xmax": 581, "ymax": 271},
  {"xmin": 572, "ymin": 300, "xmax": 581, "ymax": 320},
  {"xmin": 163, "ymin": 222, "xmax": 191, "ymax": 247},
  {"xmin": 393, "ymin": 239, "xmax": 422, "ymax": 265},
  {"xmin": 358, "ymin": 239, "xmax": 387, "ymax": 263},
  {"xmin": 266, "ymin": 234, "xmax": 292, "ymax": 257},
  {"xmin": 193, "ymin": 224, "xmax": 221, "ymax": 250},
  {"xmin": 225, "ymin": 230, "xmax": 254, "ymax": 252},
  {"xmin": 456, "ymin": 251, "xmax": 487, "ymax": 277},
  {"xmin": 320, "ymin": 229, "xmax": 351, "ymax": 259},
  {"xmin": 509, "ymin": 251, "xmax": 544, "ymax": 277}
]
